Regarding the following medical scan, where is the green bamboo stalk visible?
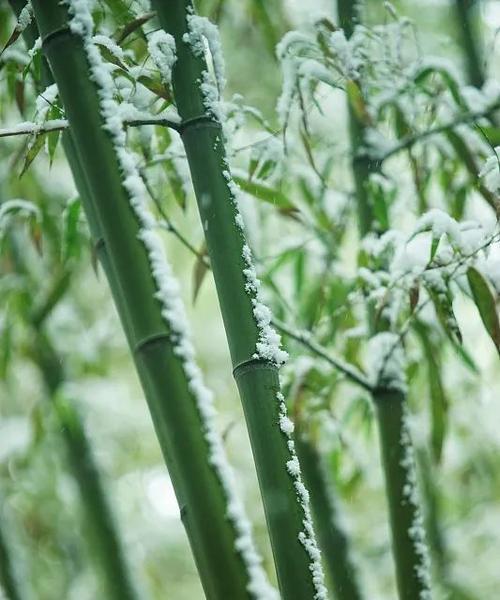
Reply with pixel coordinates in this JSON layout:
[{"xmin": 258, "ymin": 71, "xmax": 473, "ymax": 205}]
[
  {"xmin": 32, "ymin": 331, "xmax": 140, "ymax": 600},
  {"xmin": 4, "ymin": 229, "xmax": 139, "ymax": 599},
  {"xmin": 0, "ymin": 516, "xmax": 22, "ymax": 600},
  {"xmin": 454, "ymin": 0, "xmax": 484, "ymax": 89},
  {"xmin": 336, "ymin": 0, "xmax": 376, "ymax": 237},
  {"xmin": 150, "ymin": 2, "xmax": 327, "ymax": 598},
  {"xmin": 30, "ymin": 3, "xmax": 273, "ymax": 598},
  {"xmin": 374, "ymin": 390, "xmax": 431, "ymax": 600},
  {"xmin": 294, "ymin": 432, "xmax": 364, "ymax": 600},
  {"xmin": 337, "ymin": 1, "xmax": 432, "ymax": 598}
]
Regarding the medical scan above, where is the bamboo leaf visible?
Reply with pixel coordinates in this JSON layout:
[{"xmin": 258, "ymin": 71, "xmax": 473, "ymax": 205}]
[
  {"xmin": 467, "ymin": 266, "xmax": 500, "ymax": 354},
  {"xmin": 115, "ymin": 12, "xmax": 154, "ymax": 45},
  {"xmin": 137, "ymin": 74, "xmax": 172, "ymax": 102},
  {"xmin": 0, "ymin": 24, "xmax": 23, "ymax": 57},
  {"xmin": 20, "ymin": 131, "xmax": 47, "ymax": 177},
  {"xmin": 346, "ymin": 79, "xmax": 371, "ymax": 125},
  {"xmin": 233, "ymin": 174, "xmax": 297, "ymax": 213},
  {"xmin": 61, "ymin": 197, "xmax": 82, "ymax": 263},
  {"xmin": 427, "ymin": 285, "xmax": 462, "ymax": 346},
  {"xmin": 417, "ymin": 323, "xmax": 449, "ymax": 463},
  {"xmin": 192, "ymin": 243, "xmax": 209, "ymax": 304}
]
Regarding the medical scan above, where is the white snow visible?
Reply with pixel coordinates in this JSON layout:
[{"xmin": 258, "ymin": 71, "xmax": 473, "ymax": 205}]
[
  {"xmin": 148, "ymin": 31, "xmax": 177, "ymax": 87},
  {"xmin": 368, "ymin": 332, "xmax": 407, "ymax": 393},
  {"xmin": 277, "ymin": 392, "xmax": 328, "ymax": 600}
]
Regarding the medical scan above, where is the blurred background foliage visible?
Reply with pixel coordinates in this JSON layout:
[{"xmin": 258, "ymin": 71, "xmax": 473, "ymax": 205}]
[{"xmin": 1, "ymin": 0, "xmax": 500, "ymax": 598}]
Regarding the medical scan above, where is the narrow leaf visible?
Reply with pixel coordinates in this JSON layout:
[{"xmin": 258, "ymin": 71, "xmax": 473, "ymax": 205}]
[{"xmin": 467, "ymin": 266, "xmax": 500, "ymax": 354}]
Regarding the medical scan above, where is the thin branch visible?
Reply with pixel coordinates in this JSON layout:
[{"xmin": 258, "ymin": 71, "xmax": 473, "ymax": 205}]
[
  {"xmin": 378, "ymin": 100, "xmax": 500, "ymax": 162},
  {"xmin": 0, "ymin": 116, "xmax": 180, "ymax": 139},
  {"xmin": 273, "ymin": 317, "xmax": 374, "ymax": 392}
]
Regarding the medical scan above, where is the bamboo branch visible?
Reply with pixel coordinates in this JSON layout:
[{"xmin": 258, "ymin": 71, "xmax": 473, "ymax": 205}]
[
  {"xmin": 0, "ymin": 116, "xmax": 180, "ymax": 139},
  {"xmin": 273, "ymin": 318, "xmax": 373, "ymax": 391},
  {"xmin": 378, "ymin": 100, "xmax": 500, "ymax": 163}
]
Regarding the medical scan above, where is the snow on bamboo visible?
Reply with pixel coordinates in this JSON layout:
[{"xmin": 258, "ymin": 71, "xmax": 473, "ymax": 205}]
[
  {"xmin": 399, "ymin": 409, "xmax": 432, "ymax": 599},
  {"xmin": 368, "ymin": 335, "xmax": 432, "ymax": 598},
  {"xmin": 65, "ymin": 2, "xmax": 275, "ymax": 597},
  {"xmin": 182, "ymin": 15, "xmax": 327, "ymax": 599}
]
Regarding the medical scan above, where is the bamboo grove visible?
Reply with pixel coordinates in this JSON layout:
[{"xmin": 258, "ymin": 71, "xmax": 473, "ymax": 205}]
[{"xmin": 1, "ymin": 1, "xmax": 500, "ymax": 599}]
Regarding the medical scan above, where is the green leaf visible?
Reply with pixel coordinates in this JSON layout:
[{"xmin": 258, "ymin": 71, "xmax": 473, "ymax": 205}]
[
  {"xmin": 427, "ymin": 284, "xmax": 462, "ymax": 346},
  {"xmin": 115, "ymin": 12, "xmax": 154, "ymax": 45},
  {"xmin": 0, "ymin": 315, "xmax": 12, "ymax": 379},
  {"xmin": 137, "ymin": 74, "xmax": 172, "ymax": 102},
  {"xmin": 20, "ymin": 132, "xmax": 47, "ymax": 177},
  {"xmin": 164, "ymin": 159, "xmax": 188, "ymax": 211},
  {"xmin": 346, "ymin": 79, "xmax": 371, "ymax": 125},
  {"xmin": 416, "ymin": 324, "xmax": 448, "ymax": 463},
  {"xmin": 62, "ymin": 197, "xmax": 82, "ymax": 263},
  {"xmin": 414, "ymin": 65, "xmax": 468, "ymax": 110},
  {"xmin": 192, "ymin": 244, "xmax": 209, "ymax": 304},
  {"xmin": 429, "ymin": 233, "xmax": 442, "ymax": 263},
  {"xmin": 233, "ymin": 175, "xmax": 297, "ymax": 214},
  {"xmin": 467, "ymin": 266, "xmax": 500, "ymax": 355}
]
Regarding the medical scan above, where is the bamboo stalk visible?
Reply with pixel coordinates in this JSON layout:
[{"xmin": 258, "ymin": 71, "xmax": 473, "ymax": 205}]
[
  {"xmin": 30, "ymin": 2, "xmax": 272, "ymax": 598},
  {"xmin": 454, "ymin": 0, "xmax": 484, "ymax": 89},
  {"xmin": 337, "ymin": 1, "xmax": 432, "ymax": 598},
  {"xmin": 4, "ymin": 228, "xmax": 139, "ymax": 600},
  {"xmin": 294, "ymin": 433, "xmax": 364, "ymax": 600},
  {"xmin": 374, "ymin": 390, "xmax": 431, "ymax": 600},
  {"xmin": 150, "ymin": 2, "xmax": 327, "ymax": 597},
  {"xmin": 0, "ymin": 516, "xmax": 22, "ymax": 600},
  {"xmin": 32, "ymin": 330, "xmax": 140, "ymax": 600}
]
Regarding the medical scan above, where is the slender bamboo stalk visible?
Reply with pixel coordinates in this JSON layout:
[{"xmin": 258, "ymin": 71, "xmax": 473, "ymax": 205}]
[
  {"xmin": 294, "ymin": 433, "xmax": 364, "ymax": 600},
  {"xmin": 6, "ymin": 6, "xmax": 144, "ymax": 597},
  {"xmin": 4, "ymin": 227, "xmax": 139, "ymax": 600},
  {"xmin": 30, "ymin": 3, "xmax": 272, "ymax": 598},
  {"xmin": 151, "ymin": 2, "xmax": 327, "ymax": 597},
  {"xmin": 374, "ymin": 390, "xmax": 431, "ymax": 600},
  {"xmin": 0, "ymin": 516, "xmax": 22, "ymax": 600},
  {"xmin": 337, "ymin": 1, "xmax": 432, "ymax": 598},
  {"xmin": 32, "ymin": 331, "xmax": 140, "ymax": 600},
  {"xmin": 454, "ymin": 0, "xmax": 484, "ymax": 89}
]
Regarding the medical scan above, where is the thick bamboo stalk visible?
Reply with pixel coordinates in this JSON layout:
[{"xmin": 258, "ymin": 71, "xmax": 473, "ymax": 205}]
[
  {"xmin": 337, "ymin": 1, "xmax": 432, "ymax": 598},
  {"xmin": 0, "ymin": 518, "xmax": 22, "ymax": 600},
  {"xmin": 30, "ymin": 2, "xmax": 271, "ymax": 598},
  {"xmin": 295, "ymin": 434, "xmax": 364, "ymax": 600},
  {"xmin": 150, "ymin": 2, "xmax": 327, "ymax": 598}
]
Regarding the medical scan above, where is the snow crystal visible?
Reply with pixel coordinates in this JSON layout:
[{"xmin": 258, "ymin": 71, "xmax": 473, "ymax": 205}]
[{"xmin": 65, "ymin": 2, "xmax": 276, "ymax": 597}]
